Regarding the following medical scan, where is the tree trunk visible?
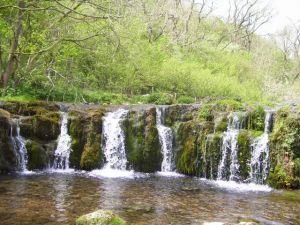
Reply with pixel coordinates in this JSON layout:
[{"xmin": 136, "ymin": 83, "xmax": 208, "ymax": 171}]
[{"xmin": 1, "ymin": 0, "xmax": 25, "ymax": 88}]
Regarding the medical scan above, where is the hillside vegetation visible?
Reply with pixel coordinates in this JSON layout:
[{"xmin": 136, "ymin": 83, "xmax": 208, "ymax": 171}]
[{"xmin": 0, "ymin": 0, "xmax": 299, "ymax": 104}]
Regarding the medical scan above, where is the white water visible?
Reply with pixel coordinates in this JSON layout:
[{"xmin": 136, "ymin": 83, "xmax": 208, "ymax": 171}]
[
  {"xmin": 53, "ymin": 112, "xmax": 72, "ymax": 170},
  {"xmin": 202, "ymin": 179, "xmax": 272, "ymax": 193},
  {"xmin": 250, "ymin": 111, "xmax": 273, "ymax": 184},
  {"xmin": 102, "ymin": 109, "xmax": 128, "ymax": 170},
  {"xmin": 10, "ymin": 119, "xmax": 29, "ymax": 172},
  {"xmin": 217, "ymin": 113, "xmax": 241, "ymax": 181},
  {"xmin": 156, "ymin": 107, "xmax": 174, "ymax": 172}
]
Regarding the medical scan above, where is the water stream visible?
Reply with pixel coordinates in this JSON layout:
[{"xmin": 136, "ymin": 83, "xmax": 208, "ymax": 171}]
[
  {"xmin": 102, "ymin": 109, "xmax": 128, "ymax": 170},
  {"xmin": 10, "ymin": 119, "xmax": 28, "ymax": 172},
  {"xmin": 217, "ymin": 113, "xmax": 242, "ymax": 181},
  {"xmin": 250, "ymin": 111, "xmax": 273, "ymax": 184},
  {"xmin": 156, "ymin": 107, "xmax": 174, "ymax": 172},
  {"xmin": 53, "ymin": 112, "xmax": 72, "ymax": 170}
]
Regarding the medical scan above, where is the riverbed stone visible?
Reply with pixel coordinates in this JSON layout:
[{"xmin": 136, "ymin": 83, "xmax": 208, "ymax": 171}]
[{"xmin": 76, "ymin": 210, "xmax": 126, "ymax": 225}]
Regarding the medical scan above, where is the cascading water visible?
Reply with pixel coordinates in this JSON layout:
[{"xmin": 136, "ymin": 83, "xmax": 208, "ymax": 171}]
[
  {"xmin": 250, "ymin": 110, "xmax": 273, "ymax": 184},
  {"xmin": 10, "ymin": 119, "xmax": 28, "ymax": 172},
  {"xmin": 102, "ymin": 109, "xmax": 129, "ymax": 170},
  {"xmin": 53, "ymin": 112, "xmax": 72, "ymax": 170},
  {"xmin": 217, "ymin": 113, "xmax": 241, "ymax": 181},
  {"xmin": 156, "ymin": 107, "xmax": 174, "ymax": 172}
]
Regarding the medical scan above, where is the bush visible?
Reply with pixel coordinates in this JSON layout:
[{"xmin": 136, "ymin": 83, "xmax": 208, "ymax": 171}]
[{"xmin": 177, "ymin": 96, "xmax": 195, "ymax": 104}]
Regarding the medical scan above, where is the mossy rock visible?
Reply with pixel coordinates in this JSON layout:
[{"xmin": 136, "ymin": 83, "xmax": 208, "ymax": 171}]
[
  {"xmin": 80, "ymin": 134, "xmax": 102, "ymax": 170},
  {"xmin": 19, "ymin": 112, "xmax": 60, "ymax": 141},
  {"xmin": 164, "ymin": 105, "xmax": 198, "ymax": 127},
  {"xmin": 76, "ymin": 210, "xmax": 126, "ymax": 225},
  {"xmin": 124, "ymin": 108, "xmax": 162, "ymax": 172},
  {"xmin": 204, "ymin": 133, "xmax": 223, "ymax": 179},
  {"xmin": 69, "ymin": 108, "xmax": 105, "ymax": 170},
  {"xmin": 175, "ymin": 121, "xmax": 214, "ymax": 176},
  {"xmin": 2, "ymin": 101, "xmax": 60, "ymax": 116},
  {"xmin": 268, "ymin": 108, "xmax": 300, "ymax": 188},
  {"xmin": 26, "ymin": 141, "xmax": 49, "ymax": 170},
  {"xmin": 246, "ymin": 105, "xmax": 266, "ymax": 131},
  {"xmin": 2, "ymin": 101, "xmax": 59, "ymax": 116},
  {"xmin": 237, "ymin": 130, "xmax": 251, "ymax": 181}
]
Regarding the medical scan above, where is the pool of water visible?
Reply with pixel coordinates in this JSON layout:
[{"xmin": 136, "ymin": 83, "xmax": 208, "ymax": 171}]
[{"xmin": 0, "ymin": 172, "xmax": 299, "ymax": 225}]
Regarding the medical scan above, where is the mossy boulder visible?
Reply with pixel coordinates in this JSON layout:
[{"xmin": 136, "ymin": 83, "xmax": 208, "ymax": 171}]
[
  {"xmin": 26, "ymin": 140, "xmax": 49, "ymax": 170},
  {"xmin": 76, "ymin": 210, "xmax": 126, "ymax": 225},
  {"xmin": 268, "ymin": 107, "xmax": 300, "ymax": 189},
  {"xmin": 69, "ymin": 108, "xmax": 105, "ymax": 170},
  {"xmin": 237, "ymin": 130, "xmax": 252, "ymax": 181},
  {"xmin": 124, "ymin": 108, "xmax": 162, "ymax": 172}
]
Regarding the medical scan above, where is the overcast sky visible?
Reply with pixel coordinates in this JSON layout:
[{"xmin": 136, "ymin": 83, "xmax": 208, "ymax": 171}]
[{"xmin": 214, "ymin": 0, "xmax": 300, "ymax": 35}]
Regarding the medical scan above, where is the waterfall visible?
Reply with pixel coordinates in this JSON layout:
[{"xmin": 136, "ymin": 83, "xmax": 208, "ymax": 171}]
[
  {"xmin": 217, "ymin": 113, "xmax": 241, "ymax": 181},
  {"xmin": 10, "ymin": 119, "xmax": 28, "ymax": 172},
  {"xmin": 250, "ymin": 111, "xmax": 273, "ymax": 184},
  {"xmin": 156, "ymin": 107, "xmax": 173, "ymax": 172},
  {"xmin": 102, "ymin": 109, "xmax": 128, "ymax": 170},
  {"xmin": 53, "ymin": 112, "xmax": 72, "ymax": 170}
]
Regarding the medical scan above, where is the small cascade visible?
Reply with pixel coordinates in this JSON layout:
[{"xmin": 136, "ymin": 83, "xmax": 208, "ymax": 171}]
[
  {"xmin": 250, "ymin": 111, "xmax": 273, "ymax": 184},
  {"xmin": 102, "ymin": 109, "xmax": 128, "ymax": 170},
  {"xmin": 53, "ymin": 112, "xmax": 72, "ymax": 170},
  {"xmin": 156, "ymin": 107, "xmax": 174, "ymax": 172},
  {"xmin": 10, "ymin": 119, "xmax": 28, "ymax": 172},
  {"xmin": 217, "ymin": 113, "xmax": 242, "ymax": 181}
]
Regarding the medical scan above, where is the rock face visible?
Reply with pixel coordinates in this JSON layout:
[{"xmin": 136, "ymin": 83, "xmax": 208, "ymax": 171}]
[
  {"xmin": 123, "ymin": 108, "xmax": 162, "ymax": 172},
  {"xmin": 0, "ymin": 99, "xmax": 300, "ymax": 189},
  {"xmin": 76, "ymin": 209, "xmax": 126, "ymax": 225}
]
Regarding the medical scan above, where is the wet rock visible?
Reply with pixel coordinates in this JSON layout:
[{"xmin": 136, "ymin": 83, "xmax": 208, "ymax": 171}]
[
  {"xmin": 124, "ymin": 108, "xmax": 162, "ymax": 172},
  {"xmin": 69, "ymin": 108, "xmax": 105, "ymax": 170},
  {"xmin": 76, "ymin": 209, "xmax": 126, "ymax": 225}
]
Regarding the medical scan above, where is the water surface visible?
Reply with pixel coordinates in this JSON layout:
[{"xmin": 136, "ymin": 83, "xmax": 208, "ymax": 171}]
[{"xmin": 0, "ymin": 173, "xmax": 299, "ymax": 225}]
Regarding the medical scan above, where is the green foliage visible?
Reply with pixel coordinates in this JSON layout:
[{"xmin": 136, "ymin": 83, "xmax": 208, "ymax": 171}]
[
  {"xmin": 177, "ymin": 96, "xmax": 195, "ymax": 104},
  {"xmin": 146, "ymin": 93, "xmax": 174, "ymax": 105},
  {"xmin": 0, "ymin": 0, "xmax": 299, "ymax": 103}
]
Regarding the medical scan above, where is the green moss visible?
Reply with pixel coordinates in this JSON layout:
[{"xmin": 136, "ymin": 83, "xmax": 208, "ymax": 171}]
[
  {"xmin": 246, "ymin": 105, "xmax": 265, "ymax": 131},
  {"xmin": 175, "ymin": 121, "xmax": 214, "ymax": 176},
  {"xmin": 26, "ymin": 141, "xmax": 48, "ymax": 170},
  {"xmin": 124, "ymin": 108, "xmax": 162, "ymax": 172},
  {"xmin": 214, "ymin": 116, "xmax": 228, "ymax": 132},
  {"xmin": 198, "ymin": 98, "xmax": 244, "ymax": 122},
  {"xmin": 69, "ymin": 108, "xmax": 105, "ymax": 170},
  {"xmin": 76, "ymin": 210, "xmax": 126, "ymax": 225},
  {"xmin": 80, "ymin": 134, "xmax": 102, "ymax": 170},
  {"xmin": 204, "ymin": 133, "xmax": 223, "ymax": 179},
  {"xmin": 237, "ymin": 130, "xmax": 251, "ymax": 180}
]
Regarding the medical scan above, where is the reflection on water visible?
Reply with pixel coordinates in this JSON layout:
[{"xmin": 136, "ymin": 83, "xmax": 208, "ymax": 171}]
[{"xmin": 0, "ymin": 173, "xmax": 299, "ymax": 225}]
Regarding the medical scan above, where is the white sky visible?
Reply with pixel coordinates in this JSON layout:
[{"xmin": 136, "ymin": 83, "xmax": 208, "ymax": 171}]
[{"xmin": 214, "ymin": 0, "xmax": 300, "ymax": 35}]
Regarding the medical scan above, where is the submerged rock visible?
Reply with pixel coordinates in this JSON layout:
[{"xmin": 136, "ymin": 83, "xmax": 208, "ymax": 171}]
[{"xmin": 76, "ymin": 210, "xmax": 126, "ymax": 225}]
